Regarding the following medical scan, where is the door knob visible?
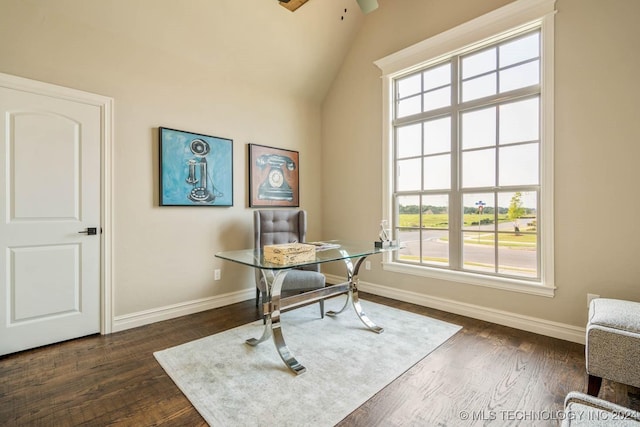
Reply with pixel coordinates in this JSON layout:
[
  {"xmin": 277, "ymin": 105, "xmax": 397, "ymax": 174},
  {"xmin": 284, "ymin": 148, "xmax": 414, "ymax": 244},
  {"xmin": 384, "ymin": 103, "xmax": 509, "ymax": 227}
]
[{"xmin": 78, "ymin": 227, "xmax": 98, "ymax": 235}]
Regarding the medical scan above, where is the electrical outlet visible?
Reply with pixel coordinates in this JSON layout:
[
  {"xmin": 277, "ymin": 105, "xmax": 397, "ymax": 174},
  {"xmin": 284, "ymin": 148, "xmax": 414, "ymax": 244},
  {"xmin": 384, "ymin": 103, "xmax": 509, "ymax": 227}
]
[
  {"xmin": 214, "ymin": 269, "xmax": 221, "ymax": 281},
  {"xmin": 365, "ymin": 261, "xmax": 371, "ymax": 270},
  {"xmin": 587, "ymin": 293, "xmax": 600, "ymax": 308}
]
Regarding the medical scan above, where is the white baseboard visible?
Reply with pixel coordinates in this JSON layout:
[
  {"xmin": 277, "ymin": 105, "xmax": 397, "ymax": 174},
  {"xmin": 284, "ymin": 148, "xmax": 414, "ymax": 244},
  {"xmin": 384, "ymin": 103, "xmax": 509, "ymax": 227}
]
[
  {"xmin": 112, "ymin": 288, "xmax": 256, "ymax": 333},
  {"xmin": 112, "ymin": 278, "xmax": 586, "ymax": 344},
  {"xmin": 325, "ymin": 274, "xmax": 585, "ymax": 344}
]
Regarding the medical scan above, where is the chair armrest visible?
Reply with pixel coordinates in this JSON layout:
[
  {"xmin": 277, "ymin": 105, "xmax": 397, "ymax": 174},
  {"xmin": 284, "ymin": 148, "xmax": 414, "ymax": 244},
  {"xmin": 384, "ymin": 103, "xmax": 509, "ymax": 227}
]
[
  {"xmin": 563, "ymin": 392, "xmax": 640, "ymax": 425},
  {"xmin": 296, "ymin": 264, "xmax": 320, "ymax": 273}
]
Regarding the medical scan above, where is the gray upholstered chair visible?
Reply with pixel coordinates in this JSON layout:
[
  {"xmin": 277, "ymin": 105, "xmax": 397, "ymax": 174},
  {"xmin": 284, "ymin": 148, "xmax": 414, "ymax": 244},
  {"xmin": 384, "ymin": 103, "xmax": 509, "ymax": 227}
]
[
  {"xmin": 586, "ymin": 298, "xmax": 640, "ymax": 396},
  {"xmin": 254, "ymin": 209, "xmax": 325, "ymax": 318},
  {"xmin": 562, "ymin": 392, "xmax": 640, "ymax": 426}
]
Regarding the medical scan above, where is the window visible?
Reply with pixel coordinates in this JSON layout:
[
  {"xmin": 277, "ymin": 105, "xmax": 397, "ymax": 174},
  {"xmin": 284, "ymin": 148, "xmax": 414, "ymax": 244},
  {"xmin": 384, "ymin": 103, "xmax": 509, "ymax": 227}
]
[{"xmin": 375, "ymin": 0, "xmax": 555, "ymax": 296}]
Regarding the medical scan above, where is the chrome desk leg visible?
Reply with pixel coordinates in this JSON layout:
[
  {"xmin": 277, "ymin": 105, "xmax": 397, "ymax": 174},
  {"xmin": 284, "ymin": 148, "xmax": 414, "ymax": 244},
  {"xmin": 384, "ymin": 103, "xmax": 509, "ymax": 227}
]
[
  {"xmin": 327, "ymin": 253, "xmax": 359, "ymax": 317},
  {"xmin": 328, "ymin": 255, "xmax": 384, "ymax": 334},
  {"xmin": 246, "ymin": 269, "xmax": 278, "ymax": 346},
  {"xmin": 350, "ymin": 256, "xmax": 384, "ymax": 334},
  {"xmin": 326, "ymin": 296, "xmax": 350, "ymax": 317},
  {"xmin": 245, "ymin": 316, "xmax": 272, "ymax": 346},
  {"xmin": 246, "ymin": 269, "xmax": 306, "ymax": 375},
  {"xmin": 272, "ymin": 322, "xmax": 306, "ymax": 374}
]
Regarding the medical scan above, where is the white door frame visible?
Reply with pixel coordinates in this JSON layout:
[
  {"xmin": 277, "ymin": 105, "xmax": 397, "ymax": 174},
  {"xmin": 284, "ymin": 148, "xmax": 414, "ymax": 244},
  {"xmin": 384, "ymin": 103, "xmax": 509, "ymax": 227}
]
[{"xmin": 0, "ymin": 72, "xmax": 114, "ymax": 334}]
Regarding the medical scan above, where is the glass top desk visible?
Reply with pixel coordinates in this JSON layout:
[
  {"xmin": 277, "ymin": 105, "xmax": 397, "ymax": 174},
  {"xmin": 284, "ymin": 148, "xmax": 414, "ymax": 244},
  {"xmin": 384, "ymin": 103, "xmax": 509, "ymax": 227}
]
[{"xmin": 215, "ymin": 240, "xmax": 400, "ymax": 375}]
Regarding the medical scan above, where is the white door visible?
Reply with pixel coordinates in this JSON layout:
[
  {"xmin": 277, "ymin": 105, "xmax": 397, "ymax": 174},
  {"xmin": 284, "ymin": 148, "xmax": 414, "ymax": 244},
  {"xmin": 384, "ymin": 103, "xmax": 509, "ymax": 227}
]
[{"xmin": 0, "ymin": 82, "xmax": 102, "ymax": 355}]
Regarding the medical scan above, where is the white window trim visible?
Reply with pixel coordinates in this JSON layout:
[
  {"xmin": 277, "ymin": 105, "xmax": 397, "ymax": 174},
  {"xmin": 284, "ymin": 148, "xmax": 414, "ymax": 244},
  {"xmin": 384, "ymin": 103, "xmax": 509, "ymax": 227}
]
[{"xmin": 374, "ymin": 0, "xmax": 556, "ymax": 297}]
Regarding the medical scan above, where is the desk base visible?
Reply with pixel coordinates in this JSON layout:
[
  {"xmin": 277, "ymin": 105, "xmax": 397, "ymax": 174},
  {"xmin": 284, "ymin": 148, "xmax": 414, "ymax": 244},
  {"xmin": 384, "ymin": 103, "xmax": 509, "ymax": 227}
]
[{"xmin": 246, "ymin": 255, "xmax": 383, "ymax": 375}]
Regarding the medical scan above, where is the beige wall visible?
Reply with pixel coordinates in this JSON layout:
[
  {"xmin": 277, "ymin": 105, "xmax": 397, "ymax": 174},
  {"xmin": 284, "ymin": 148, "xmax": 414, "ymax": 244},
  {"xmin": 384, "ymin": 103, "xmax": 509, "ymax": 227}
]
[
  {"xmin": 0, "ymin": 0, "xmax": 330, "ymax": 317},
  {"xmin": 2, "ymin": 0, "xmax": 639, "ymax": 332},
  {"xmin": 322, "ymin": 0, "xmax": 640, "ymax": 328}
]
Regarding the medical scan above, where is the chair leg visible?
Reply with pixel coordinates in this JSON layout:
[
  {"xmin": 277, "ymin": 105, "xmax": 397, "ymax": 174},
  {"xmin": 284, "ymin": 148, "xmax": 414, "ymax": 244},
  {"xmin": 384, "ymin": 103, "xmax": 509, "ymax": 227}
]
[
  {"xmin": 255, "ymin": 287, "xmax": 260, "ymax": 307},
  {"xmin": 258, "ymin": 289, "xmax": 267, "ymax": 325},
  {"xmin": 319, "ymin": 299, "xmax": 324, "ymax": 319},
  {"xmin": 587, "ymin": 374, "xmax": 602, "ymax": 396}
]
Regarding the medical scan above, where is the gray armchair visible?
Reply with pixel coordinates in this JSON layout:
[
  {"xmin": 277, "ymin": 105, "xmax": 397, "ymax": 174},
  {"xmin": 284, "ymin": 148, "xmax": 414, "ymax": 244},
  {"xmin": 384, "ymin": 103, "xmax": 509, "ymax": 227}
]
[
  {"xmin": 254, "ymin": 209, "xmax": 325, "ymax": 318},
  {"xmin": 586, "ymin": 298, "xmax": 640, "ymax": 396},
  {"xmin": 562, "ymin": 392, "xmax": 640, "ymax": 426}
]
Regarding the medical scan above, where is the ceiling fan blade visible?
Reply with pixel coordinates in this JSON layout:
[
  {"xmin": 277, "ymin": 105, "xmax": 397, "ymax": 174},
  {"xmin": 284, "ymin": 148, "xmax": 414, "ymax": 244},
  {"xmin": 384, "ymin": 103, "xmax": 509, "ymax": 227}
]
[
  {"xmin": 356, "ymin": 0, "xmax": 379, "ymax": 14},
  {"xmin": 279, "ymin": 0, "xmax": 309, "ymax": 12}
]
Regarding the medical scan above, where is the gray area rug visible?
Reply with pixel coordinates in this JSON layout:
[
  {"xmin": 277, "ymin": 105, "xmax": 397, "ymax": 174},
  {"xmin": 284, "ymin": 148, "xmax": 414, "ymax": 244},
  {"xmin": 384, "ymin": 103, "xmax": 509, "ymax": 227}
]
[{"xmin": 154, "ymin": 297, "xmax": 461, "ymax": 426}]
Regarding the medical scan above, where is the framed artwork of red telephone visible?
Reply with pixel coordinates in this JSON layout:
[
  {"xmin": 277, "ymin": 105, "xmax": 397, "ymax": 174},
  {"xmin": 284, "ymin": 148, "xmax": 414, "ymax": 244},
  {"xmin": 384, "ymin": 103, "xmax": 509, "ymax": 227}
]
[{"xmin": 248, "ymin": 144, "xmax": 299, "ymax": 207}]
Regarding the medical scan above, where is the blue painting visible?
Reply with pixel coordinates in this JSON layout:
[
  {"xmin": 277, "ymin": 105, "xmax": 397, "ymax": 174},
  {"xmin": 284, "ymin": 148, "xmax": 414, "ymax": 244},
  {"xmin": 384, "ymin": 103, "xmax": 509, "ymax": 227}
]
[{"xmin": 159, "ymin": 127, "xmax": 233, "ymax": 206}]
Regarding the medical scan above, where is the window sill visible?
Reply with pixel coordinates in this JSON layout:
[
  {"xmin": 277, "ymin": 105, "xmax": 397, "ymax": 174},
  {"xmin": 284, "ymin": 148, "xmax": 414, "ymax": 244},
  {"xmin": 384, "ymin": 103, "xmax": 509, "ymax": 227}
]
[{"xmin": 382, "ymin": 261, "xmax": 555, "ymax": 298}]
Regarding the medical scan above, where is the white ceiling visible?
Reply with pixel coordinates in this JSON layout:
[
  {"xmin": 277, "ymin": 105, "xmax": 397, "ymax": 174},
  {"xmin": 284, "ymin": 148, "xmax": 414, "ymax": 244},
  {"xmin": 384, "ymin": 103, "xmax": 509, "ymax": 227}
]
[{"xmin": 35, "ymin": 0, "xmax": 367, "ymax": 102}]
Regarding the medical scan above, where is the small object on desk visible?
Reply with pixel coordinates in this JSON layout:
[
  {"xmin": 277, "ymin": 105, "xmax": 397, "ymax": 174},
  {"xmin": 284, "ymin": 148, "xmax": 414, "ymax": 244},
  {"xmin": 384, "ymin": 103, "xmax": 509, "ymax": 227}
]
[
  {"xmin": 375, "ymin": 220, "xmax": 394, "ymax": 248},
  {"xmin": 263, "ymin": 242, "xmax": 316, "ymax": 265},
  {"xmin": 307, "ymin": 241, "xmax": 341, "ymax": 251},
  {"xmin": 374, "ymin": 240, "xmax": 396, "ymax": 248},
  {"xmin": 378, "ymin": 220, "xmax": 391, "ymax": 242}
]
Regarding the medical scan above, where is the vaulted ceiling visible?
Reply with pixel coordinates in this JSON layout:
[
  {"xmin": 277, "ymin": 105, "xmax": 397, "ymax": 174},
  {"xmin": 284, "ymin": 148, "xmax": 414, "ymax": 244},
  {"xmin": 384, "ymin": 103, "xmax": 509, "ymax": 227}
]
[{"xmin": 23, "ymin": 0, "xmax": 368, "ymax": 103}]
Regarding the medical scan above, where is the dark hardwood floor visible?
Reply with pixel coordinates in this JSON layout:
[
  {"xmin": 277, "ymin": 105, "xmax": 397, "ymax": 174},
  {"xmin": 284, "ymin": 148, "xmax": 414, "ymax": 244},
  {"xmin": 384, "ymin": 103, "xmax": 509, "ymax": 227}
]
[{"xmin": 1, "ymin": 293, "xmax": 638, "ymax": 426}]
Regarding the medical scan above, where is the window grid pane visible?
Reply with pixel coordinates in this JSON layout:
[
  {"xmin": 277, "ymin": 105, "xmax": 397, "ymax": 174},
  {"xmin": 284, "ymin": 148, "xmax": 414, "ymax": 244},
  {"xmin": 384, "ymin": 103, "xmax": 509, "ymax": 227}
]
[
  {"xmin": 461, "ymin": 47, "xmax": 496, "ymax": 79},
  {"xmin": 423, "ymin": 63, "xmax": 451, "ymax": 91},
  {"xmin": 461, "ymin": 107, "xmax": 496, "ymax": 150},
  {"xmin": 499, "ymin": 60, "xmax": 539, "ymax": 93},
  {"xmin": 463, "ymin": 231, "xmax": 496, "ymax": 273},
  {"xmin": 397, "ymin": 94, "xmax": 421, "ymax": 118},
  {"xmin": 499, "ymin": 32, "xmax": 540, "ymax": 68},
  {"xmin": 499, "ymin": 97, "xmax": 539, "ymax": 145},
  {"xmin": 423, "ymin": 154, "xmax": 451, "ymax": 190},
  {"xmin": 462, "ymin": 73, "xmax": 497, "ymax": 102},
  {"xmin": 397, "ymin": 73, "xmax": 421, "ymax": 99},
  {"xmin": 461, "ymin": 148, "xmax": 496, "ymax": 189},
  {"xmin": 424, "ymin": 116, "xmax": 451, "ymax": 155},
  {"xmin": 423, "ymin": 86, "xmax": 451, "ymax": 112},
  {"xmin": 397, "ymin": 123, "xmax": 422, "ymax": 158}
]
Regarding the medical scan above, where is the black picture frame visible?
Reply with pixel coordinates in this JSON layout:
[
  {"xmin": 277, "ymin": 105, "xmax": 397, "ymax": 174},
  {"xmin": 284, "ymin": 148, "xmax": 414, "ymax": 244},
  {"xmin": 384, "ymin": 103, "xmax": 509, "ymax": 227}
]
[
  {"xmin": 248, "ymin": 144, "xmax": 299, "ymax": 207},
  {"xmin": 159, "ymin": 127, "xmax": 233, "ymax": 206}
]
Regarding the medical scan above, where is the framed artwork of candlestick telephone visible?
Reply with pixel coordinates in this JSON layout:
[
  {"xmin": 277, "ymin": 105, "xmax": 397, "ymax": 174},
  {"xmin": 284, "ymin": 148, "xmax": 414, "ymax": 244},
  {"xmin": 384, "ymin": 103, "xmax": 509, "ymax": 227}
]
[{"xmin": 159, "ymin": 127, "xmax": 233, "ymax": 206}]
